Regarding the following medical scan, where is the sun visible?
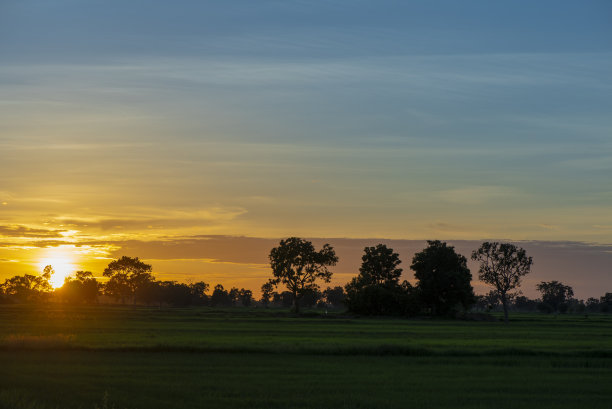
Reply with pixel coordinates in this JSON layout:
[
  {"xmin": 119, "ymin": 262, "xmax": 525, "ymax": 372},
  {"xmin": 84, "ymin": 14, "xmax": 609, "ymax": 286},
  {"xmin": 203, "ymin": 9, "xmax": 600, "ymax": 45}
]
[{"xmin": 38, "ymin": 251, "xmax": 77, "ymax": 289}]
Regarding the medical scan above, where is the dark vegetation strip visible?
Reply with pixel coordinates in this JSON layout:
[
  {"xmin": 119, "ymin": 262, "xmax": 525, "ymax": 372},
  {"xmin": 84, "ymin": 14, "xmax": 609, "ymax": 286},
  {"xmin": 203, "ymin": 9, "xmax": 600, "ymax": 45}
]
[{"xmin": 1, "ymin": 343, "xmax": 611, "ymax": 358}]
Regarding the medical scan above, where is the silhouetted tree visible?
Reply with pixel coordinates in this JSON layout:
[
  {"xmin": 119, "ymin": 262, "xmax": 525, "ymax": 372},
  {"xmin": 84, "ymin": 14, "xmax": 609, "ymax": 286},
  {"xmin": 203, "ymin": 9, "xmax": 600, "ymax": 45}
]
[
  {"xmin": 162, "ymin": 282, "xmax": 193, "ymax": 307},
  {"xmin": 299, "ymin": 288, "xmax": 322, "ymax": 308},
  {"xmin": 586, "ymin": 297, "xmax": 601, "ymax": 313},
  {"xmin": 358, "ymin": 244, "xmax": 403, "ymax": 286},
  {"xmin": 210, "ymin": 284, "xmax": 232, "ymax": 307},
  {"xmin": 323, "ymin": 286, "xmax": 346, "ymax": 308},
  {"xmin": 134, "ymin": 280, "xmax": 164, "ymax": 306},
  {"xmin": 268, "ymin": 237, "xmax": 338, "ymax": 313},
  {"xmin": 189, "ymin": 281, "xmax": 209, "ymax": 306},
  {"xmin": 411, "ymin": 240, "xmax": 474, "ymax": 316},
  {"xmin": 536, "ymin": 281, "xmax": 574, "ymax": 313},
  {"xmin": 42, "ymin": 265, "xmax": 54, "ymax": 284},
  {"xmin": 471, "ymin": 242, "xmax": 532, "ymax": 323},
  {"xmin": 260, "ymin": 281, "xmax": 274, "ymax": 307},
  {"xmin": 566, "ymin": 298, "xmax": 585, "ymax": 314},
  {"xmin": 103, "ymin": 256, "xmax": 154, "ymax": 304},
  {"xmin": 600, "ymin": 293, "xmax": 612, "ymax": 313},
  {"xmin": 345, "ymin": 244, "xmax": 416, "ymax": 316},
  {"xmin": 238, "ymin": 288, "xmax": 253, "ymax": 307},
  {"xmin": 59, "ymin": 271, "xmax": 99, "ymax": 304},
  {"xmin": 0, "ymin": 267, "xmax": 54, "ymax": 303},
  {"xmin": 273, "ymin": 291, "xmax": 294, "ymax": 308},
  {"xmin": 513, "ymin": 295, "xmax": 538, "ymax": 312},
  {"xmin": 474, "ymin": 290, "xmax": 501, "ymax": 312}
]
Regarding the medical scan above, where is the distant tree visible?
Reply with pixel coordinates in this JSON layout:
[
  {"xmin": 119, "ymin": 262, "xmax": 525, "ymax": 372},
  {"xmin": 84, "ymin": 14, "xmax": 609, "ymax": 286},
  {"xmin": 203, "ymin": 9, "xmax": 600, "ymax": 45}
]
[
  {"xmin": 42, "ymin": 265, "xmax": 55, "ymax": 284},
  {"xmin": 345, "ymin": 244, "xmax": 416, "ymax": 316},
  {"xmin": 536, "ymin": 281, "xmax": 574, "ymax": 313},
  {"xmin": 600, "ymin": 293, "xmax": 612, "ymax": 313},
  {"xmin": 162, "ymin": 282, "xmax": 193, "ymax": 307},
  {"xmin": 0, "ymin": 274, "xmax": 53, "ymax": 302},
  {"xmin": 323, "ymin": 286, "xmax": 346, "ymax": 309},
  {"xmin": 471, "ymin": 242, "xmax": 532, "ymax": 323},
  {"xmin": 238, "ymin": 288, "xmax": 253, "ymax": 307},
  {"xmin": 103, "ymin": 256, "xmax": 154, "ymax": 304},
  {"xmin": 599, "ymin": 293, "xmax": 612, "ymax": 312},
  {"xmin": 566, "ymin": 298, "xmax": 585, "ymax": 314},
  {"xmin": 135, "ymin": 280, "xmax": 164, "ymax": 306},
  {"xmin": 210, "ymin": 284, "xmax": 231, "ymax": 307},
  {"xmin": 268, "ymin": 237, "xmax": 338, "ymax": 313},
  {"xmin": 357, "ymin": 244, "xmax": 403, "ymax": 286},
  {"xmin": 135, "ymin": 281, "xmax": 194, "ymax": 307},
  {"xmin": 299, "ymin": 288, "xmax": 322, "ymax": 309},
  {"xmin": 411, "ymin": 240, "xmax": 475, "ymax": 316},
  {"xmin": 228, "ymin": 287, "xmax": 241, "ymax": 306},
  {"xmin": 189, "ymin": 281, "xmax": 209, "ymax": 306},
  {"xmin": 104, "ymin": 274, "xmax": 132, "ymax": 304},
  {"xmin": 60, "ymin": 271, "xmax": 99, "ymax": 304},
  {"xmin": 513, "ymin": 295, "xmax": 538, "ymax": 312},
  {"xmin": 585, "ymin": 297, "xmax": 601, "ymax": 313},
  {"xmin": 260, "ymin": 281, "xmax": 275, "ymax": 307},
  {"xmin": 0, "ymin": 267, "xmax": 54, "ymax": 303},
  {"xmin": 474, "ymin": 290, "xmax": 501, "ymax": 312},
  {"xmin": 273, "ymin": 291, "xmax": 294, "ymax": 308}
]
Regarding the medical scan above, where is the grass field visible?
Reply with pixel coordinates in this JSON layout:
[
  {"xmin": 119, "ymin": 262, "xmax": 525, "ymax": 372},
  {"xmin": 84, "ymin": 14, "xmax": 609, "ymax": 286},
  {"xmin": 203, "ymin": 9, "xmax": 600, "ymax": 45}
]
[{"xmin": 1, "ymin": 305, "xmax": 611, "ymax": 408}]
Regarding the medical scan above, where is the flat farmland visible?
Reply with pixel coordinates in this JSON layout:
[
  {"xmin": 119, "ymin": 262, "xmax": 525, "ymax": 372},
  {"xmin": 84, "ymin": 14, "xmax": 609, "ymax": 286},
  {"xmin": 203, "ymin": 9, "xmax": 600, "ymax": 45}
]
[{"xmin": 0, "ymin": 305, "xmax": 610, "ymax": 408}]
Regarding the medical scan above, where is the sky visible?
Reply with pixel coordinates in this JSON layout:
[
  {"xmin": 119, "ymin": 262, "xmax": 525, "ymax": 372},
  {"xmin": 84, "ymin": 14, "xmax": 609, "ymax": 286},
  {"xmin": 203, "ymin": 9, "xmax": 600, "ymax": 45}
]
[{"xmin": 0, "ymin": 0, "xmax": 611, "ymax": 298}]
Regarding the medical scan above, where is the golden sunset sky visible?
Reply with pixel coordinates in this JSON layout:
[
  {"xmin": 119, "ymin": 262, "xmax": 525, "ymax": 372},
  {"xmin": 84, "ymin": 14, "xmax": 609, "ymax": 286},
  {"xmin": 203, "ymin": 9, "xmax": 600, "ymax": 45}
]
[{"xmin": 1, "ymin": 1, "xmax": 611, "ymax": 298}]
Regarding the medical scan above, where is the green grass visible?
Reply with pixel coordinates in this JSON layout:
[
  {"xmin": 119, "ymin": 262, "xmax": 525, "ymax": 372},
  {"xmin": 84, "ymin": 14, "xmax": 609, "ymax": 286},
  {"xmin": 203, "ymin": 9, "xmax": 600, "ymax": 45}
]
[{"xmin": 0, "ymin": 305, "xmax": 611, "ymax": 408}]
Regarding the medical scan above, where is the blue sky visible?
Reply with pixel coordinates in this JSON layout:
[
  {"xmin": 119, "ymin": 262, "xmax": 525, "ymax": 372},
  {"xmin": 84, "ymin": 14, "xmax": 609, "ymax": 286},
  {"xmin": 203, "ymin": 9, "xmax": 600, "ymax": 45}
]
[{"xmin": 0, "ymin": 1, "xmax": 611, "ymax": 293}]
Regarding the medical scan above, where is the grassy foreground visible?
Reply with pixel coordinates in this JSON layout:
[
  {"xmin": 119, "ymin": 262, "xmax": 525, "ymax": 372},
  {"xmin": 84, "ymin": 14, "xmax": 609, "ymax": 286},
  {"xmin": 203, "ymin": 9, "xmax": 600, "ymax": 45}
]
[{"xmin": 0, "ymin": 305, "xmax": 611, "ymax": 408}]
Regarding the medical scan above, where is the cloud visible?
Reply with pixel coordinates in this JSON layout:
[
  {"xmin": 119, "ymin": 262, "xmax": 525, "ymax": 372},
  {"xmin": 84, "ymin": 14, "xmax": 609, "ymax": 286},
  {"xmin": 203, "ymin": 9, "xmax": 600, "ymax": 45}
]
[
  {"xmin": 108, "ymin": 236, "xmax": 276, "ymax": 264},
  {"xmin": 55, "ymin": 207, "xmax": 248, "ymax": 231},
  {"xmin": 0, "ymin": 225, "xmax": 66, "ymax": 238}
]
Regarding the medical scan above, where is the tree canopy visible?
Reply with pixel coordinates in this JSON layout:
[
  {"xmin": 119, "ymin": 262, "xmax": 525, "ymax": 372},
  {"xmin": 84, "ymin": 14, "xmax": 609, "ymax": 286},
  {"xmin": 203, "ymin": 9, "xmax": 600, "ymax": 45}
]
[
  {"xmin": 103, "ymin": 256, "xmax": 154, "ymax": 304},
  {"xmin": 411, "ymin": 240, "xmax": 474, "ymax": 316},
  {"xmin": 357, "ymin": 244, "xmax": 403, "ymax": 286},
  {"xmin": 268, "ymin": 237, "xmax": 338, "ymax": 313},
  {"xmin": 58, "ymin": 271, "xmax": 99, "ymax": 304},
  {"xmin": 344, "ymin": 244, "xmax": 416, "ymax": 316},
  {"xmin": 471, "ymin": 242, "xmax": 532, "ymax": 323},
  {"xmin": 537, "ymin": 280, "xmax": 574, "ymax": 313}
]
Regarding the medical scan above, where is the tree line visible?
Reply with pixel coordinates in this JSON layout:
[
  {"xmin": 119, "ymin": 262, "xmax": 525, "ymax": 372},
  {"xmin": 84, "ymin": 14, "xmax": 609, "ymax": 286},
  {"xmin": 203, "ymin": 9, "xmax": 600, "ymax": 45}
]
[
  {"xmin": 1, "ymin": 238, "xmax": 610, "ymax": 320},
  {"xmin": 0, "ymin": 255, "xmax": 345, "ymax": 309}
]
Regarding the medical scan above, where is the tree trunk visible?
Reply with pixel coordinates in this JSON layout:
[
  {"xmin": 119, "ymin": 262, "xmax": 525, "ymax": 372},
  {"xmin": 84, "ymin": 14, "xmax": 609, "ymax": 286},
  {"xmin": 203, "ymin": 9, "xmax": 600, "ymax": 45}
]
[
  {"xmin": 292, "ymin": 291, "xmax": 300, "ymax": 314},
  {"xmin": 502, "ymin": 295, "xmax": 509, "ymax": 324}
]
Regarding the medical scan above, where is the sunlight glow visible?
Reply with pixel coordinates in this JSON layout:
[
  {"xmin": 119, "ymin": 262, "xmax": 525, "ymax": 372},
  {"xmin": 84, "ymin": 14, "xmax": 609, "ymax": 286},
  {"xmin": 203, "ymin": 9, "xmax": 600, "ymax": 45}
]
[{"xmin": 38, "ymin": 249, "xmax": 77, "ymax": 289}]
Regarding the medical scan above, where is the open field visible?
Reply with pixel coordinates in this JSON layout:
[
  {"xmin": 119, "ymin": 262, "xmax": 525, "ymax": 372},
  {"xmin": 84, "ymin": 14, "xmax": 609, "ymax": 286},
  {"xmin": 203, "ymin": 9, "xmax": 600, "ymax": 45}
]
[{"xmin": 1, "ymin": 305, "xmax": 611, "ymax": 408}]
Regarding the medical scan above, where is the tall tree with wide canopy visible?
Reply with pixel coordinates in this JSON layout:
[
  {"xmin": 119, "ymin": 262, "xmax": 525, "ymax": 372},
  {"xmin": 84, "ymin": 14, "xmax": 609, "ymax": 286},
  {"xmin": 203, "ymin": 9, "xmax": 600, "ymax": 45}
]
[
  {"xmin": 344, "ymin": 244, "xmax": 415, "ymax": 316},
  {"xmin": 268, "ymin": 237, "xmax": 338, "ymax": 313},
  {"xmin": 471, "ymin": 242, "xmax": 532, "ymax": 323},
  {"xmin": 357, "ymin": 244, "xmax": 403, "ymax": 286},
  {"xmin": 103, "ymin": 256, "xmax": 154, "ymax": 304},
  {"xmin": 411, "ymin": 240, "xmax": 475, "ymax": 316}
]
